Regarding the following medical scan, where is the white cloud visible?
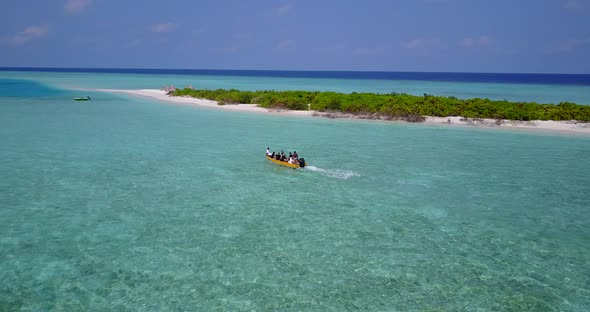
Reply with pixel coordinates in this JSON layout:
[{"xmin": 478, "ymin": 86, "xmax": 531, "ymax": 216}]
[
  {"xmin": 352, "ymin": 47, "xmax": 386, "ymax": 56},
  {"xmin": 64, "ymin": 0, "xmax": 93, "ymax": 14},
  {"xmin": 276, "ymin": 39, "xmax": 295, "ymax": 49},
  {"xmin": 403, "ymin": 38, "xmax": 440, "ymax": 49},
  {"xmin": 151, "ymin": 22, "xmax": 176, "ymax": 33},
  {"xmin": 125, "ymin": 39, "xmax": 141, "ymax": 48},
  {"xmin": 22, "ymin": 25, "xmax": 49, "ymax": 37},
  {"xmin": 564, "ymin": 0, "xmax": 590, "ymax": 9},
  {"xmin": 7, "ymin": 24, "xmax": 49, "ymax": 45},
  {"xmin": 460, "ymin": 35, "xmax": 491, "ymax": 48},
  {"xmin": 277, "ymin": 4, "xmax": 291, "ymax": 16},
  {"xmin": 402, "ymin": 38, "xmax": 445, "ymax": 55},
  {"xmin": 549, "ymin": 37, "xmax": 590, "ymax": 53},
  {"xmin": 555, "ymin": 39, "xmax": 578, "ymax": 52},
  {"xmin": 478, "ymin": 35, "xmax": 491, "ymax": 46},
  {"xmin": 460, "ymin": 37, "xmax": 475, "ymax": 47},
  {"xmin": 353, "ymin": 48, "xmax": 372, "ymax": 55},
  {"xmin": 310, "ymin": 43, "xmax": 348, "ymax": 55},
  {"xmin": 192, "ymin": 27, "xmax": 206, "ymax": 34}
]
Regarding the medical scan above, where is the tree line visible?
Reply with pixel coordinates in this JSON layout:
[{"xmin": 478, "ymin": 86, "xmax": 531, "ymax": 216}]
[{"xmin": 171, "ymin": 88, "xmax": 590, "ymax": 122}]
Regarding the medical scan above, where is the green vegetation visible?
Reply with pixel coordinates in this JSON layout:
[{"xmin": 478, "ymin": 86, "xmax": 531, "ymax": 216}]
[{"xmin": 171, "ymin": 88, "xmax": 590, "ymax": 122}]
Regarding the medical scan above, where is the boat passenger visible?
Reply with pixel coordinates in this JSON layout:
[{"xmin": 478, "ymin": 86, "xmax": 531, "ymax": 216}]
[
  {"xmin": 266, "ymin": 147, "xmax": 271, "ymax": 156},
  {"xmin": 288, "ymin": 157, "xmax": 294, "ymax": 164},
  {"xmin": 293, "ymin": 151, "xmax": 298, "ymax": 160}
]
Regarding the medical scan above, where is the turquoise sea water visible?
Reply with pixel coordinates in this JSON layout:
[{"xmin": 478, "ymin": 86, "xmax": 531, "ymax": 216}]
[
  {"xmin": 1, "ymin": 74, "xmax": 590, "ymax": 311},
  {"xmin": 2, "ymin": 70, "xmax": 590, "ymax": 105}
]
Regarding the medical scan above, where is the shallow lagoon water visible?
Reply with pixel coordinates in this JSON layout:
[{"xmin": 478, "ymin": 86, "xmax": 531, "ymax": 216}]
[{"xmin": 0, "ymin": 76, "xmax": 589, "ymax": 310}]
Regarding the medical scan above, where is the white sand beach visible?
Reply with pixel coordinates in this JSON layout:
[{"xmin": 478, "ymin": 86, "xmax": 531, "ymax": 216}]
[
  {"xmin": 98, "ymin": 89, "xmax": 313, "ymax": 117},
  {"xmin": 98, "ymin": 89, "xmax": 590, "ymax": 134}
]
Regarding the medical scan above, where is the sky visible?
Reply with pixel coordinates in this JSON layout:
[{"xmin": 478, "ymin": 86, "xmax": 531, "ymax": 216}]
[{"xmin": 1, "ymin": 0, "xmax": 589, "ymax": 73}]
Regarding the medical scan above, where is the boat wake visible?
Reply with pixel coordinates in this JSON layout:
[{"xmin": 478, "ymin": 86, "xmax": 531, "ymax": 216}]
[{"xmin": 305, "ymin": 166, "xmax": 360, "ymax": 180}]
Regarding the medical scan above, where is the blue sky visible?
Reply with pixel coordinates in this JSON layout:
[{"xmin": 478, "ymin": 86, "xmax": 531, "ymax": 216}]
[{"xmin": 1, "ymin": 0, "xmax": 589, "ymax": 73}]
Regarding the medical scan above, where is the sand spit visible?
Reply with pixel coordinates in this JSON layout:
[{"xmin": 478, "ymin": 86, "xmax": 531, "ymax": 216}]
[{"xmin": 97, "ymin": 89, "xmax": 590, "ymax": 134}]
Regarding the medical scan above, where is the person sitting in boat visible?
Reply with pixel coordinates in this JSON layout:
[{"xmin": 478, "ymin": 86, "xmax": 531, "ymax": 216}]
[
  {"xmin": 293, "ymin": 151, "xmax": 298, "ymax": 160},
  {"xmin": 266, "ymin": 147, "xmax": 271, "ymax": 156},
  {"xmin": 288, "ymin": 156, "xmax": 294, "ymax": 164}
]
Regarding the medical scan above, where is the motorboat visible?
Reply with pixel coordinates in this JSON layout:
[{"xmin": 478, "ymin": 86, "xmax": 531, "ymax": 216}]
[{"xmin": 266, "ymin": 155, "xmax": 305, "ymax": 168}]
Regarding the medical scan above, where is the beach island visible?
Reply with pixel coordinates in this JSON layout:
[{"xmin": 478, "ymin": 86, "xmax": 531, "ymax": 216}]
[{"xmin": 99, "ymin": 87, "xmax": 590, "ymax": 134}]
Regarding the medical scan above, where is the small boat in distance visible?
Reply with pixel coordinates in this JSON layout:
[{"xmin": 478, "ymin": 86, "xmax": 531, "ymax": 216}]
[
  {"xmin": 266, "ymin": 155, "xmax": 306, "ymax": 169},
  {"xmin": 73, "ymin": 96, "xmax": 91, "ymax": 101}
]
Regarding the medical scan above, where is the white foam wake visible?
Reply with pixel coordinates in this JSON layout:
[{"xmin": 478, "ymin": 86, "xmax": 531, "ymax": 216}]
[{"xmin": 305, "ymin": 166, "xmax": 360, "ymax": 180}]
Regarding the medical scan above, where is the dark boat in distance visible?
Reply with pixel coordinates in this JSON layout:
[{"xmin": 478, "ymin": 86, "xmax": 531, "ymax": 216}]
[{"xmin": 73, "ymin": 96, "xmax": 91, "ymax": 101}]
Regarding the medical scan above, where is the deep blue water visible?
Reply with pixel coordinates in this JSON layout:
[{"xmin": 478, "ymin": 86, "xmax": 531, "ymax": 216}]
[
  {"xmin": 2, "ymin": 67, "xmax": 590, "ymax": 86},
  {"xmin": 0, "ymin": 78, "xmax": 63, "ymax": 98}
]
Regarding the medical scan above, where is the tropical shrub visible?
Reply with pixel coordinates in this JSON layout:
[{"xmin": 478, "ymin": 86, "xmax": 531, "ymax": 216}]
[{"xmin": 170, "ymin": 88, "xmax": 590, "ymax": 122}]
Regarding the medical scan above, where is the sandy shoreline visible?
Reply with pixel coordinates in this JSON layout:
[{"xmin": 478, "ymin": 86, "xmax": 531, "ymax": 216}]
[
  {"xmin": 97, "ymin": 89, "xmax": 590, "ymax": 135},
  {"xmin": 98, "ymin": 89, "xmax": 314, "ymax": 117}
]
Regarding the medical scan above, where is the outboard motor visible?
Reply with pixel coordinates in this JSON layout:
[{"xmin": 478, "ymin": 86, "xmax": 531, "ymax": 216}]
[{"xmin": 299, "ymin": 158, "xmax": 305, "ymax": 168}]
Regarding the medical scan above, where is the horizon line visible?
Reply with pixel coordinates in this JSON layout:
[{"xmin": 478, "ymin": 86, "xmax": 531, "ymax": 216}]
[{"xmin": 1, "ymin": 66, "xmax": 589, "ymax": 76}]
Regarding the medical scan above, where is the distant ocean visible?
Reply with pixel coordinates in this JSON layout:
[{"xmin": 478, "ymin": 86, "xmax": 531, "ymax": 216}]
[
  {"xmin": 3, "ymin": 67, "xmax": 590, "ymax": 85},
  {"xmin": 2, "ymin": 67, "xmax": 590, "ymax": 104},
  {"xmin": 1, "ymin": 69, "xmax": 589, "ymax": 310}
]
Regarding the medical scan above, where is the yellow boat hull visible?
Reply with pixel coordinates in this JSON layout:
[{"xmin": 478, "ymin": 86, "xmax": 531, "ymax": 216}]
[{"xmin": 266, "ymin": 155, "xmax": 301, "ymax": 168}]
